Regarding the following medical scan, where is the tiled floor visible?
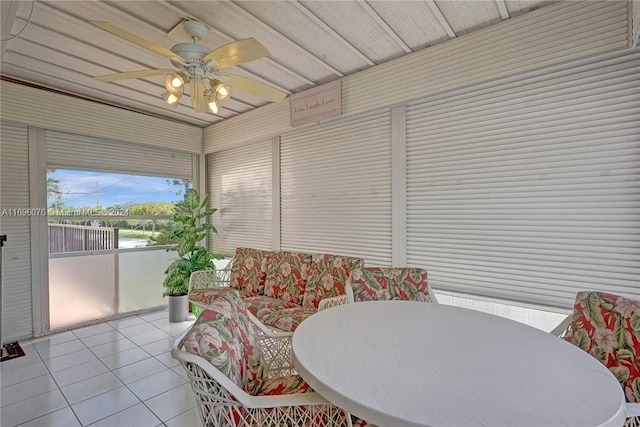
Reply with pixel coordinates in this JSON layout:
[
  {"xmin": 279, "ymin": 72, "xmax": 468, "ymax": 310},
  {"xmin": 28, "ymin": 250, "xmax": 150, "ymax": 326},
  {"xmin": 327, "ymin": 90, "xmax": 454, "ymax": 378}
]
[{"xmin": 0, "ymin": 309, "xmax": 204, "ymax": 427}]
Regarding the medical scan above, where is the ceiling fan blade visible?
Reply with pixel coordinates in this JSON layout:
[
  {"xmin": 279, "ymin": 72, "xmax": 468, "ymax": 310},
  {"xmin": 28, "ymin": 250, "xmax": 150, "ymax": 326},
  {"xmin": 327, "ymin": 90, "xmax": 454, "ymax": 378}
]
[
  {"xmin": 190, "ymin": 77, "xmax": 207, "ymax": 113},
  {"xmin": 91, "ymin": 21, "xmax": 186, "ymax": 64},
  {"xmin": 95, "ymin": 69, "xmax": 174, "ymax": 82},
  {"xmin": 203, "ymin": 38, "xmax": 269, "ymax": 68},
  {"xmin": 219, "ymin": 73, "xmax": 287, "ymax": 103}
]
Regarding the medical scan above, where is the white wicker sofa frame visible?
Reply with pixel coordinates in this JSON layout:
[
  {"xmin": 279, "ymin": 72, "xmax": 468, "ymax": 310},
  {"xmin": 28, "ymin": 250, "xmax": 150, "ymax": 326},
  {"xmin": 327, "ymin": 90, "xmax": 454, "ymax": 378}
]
[{"xmin": 172, "ymin": 289, "xmax": 352, "ymax": 427}]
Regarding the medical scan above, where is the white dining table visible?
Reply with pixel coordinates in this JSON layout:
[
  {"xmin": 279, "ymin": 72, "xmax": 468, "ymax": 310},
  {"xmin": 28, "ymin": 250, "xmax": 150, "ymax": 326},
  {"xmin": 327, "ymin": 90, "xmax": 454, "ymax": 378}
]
[{"xmin": 291, "ymin": 301, "xmax": 626, "ymax": 427}]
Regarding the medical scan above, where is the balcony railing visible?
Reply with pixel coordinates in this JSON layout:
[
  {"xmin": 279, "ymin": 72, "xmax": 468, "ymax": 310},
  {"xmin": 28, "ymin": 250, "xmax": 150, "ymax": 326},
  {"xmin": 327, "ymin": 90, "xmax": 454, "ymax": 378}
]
[{"xmin": 48, "ymin": 223, "xmax": 119, "ymax": 254}]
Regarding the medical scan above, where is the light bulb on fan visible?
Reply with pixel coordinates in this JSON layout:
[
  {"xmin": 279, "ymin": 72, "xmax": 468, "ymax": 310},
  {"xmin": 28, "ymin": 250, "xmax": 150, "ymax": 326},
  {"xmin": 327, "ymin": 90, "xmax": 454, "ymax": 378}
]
[
  {"xmin": 165, "ymin": 73, "xmax": 186, "ymax": 95},
  {"xmin": 211, "ymin": 80, "xmax": 231, "ymax": 102},
  {"xmin": 161, "ymin": 91, "xmax": 180, "ymax": 107}
]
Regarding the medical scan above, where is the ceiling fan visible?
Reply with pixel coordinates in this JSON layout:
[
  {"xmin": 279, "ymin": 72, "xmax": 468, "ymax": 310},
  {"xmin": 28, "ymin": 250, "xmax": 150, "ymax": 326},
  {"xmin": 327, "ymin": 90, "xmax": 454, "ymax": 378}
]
[{"xmin": 91, "ymin": 20, "xmax": 287, "ymax": 115}]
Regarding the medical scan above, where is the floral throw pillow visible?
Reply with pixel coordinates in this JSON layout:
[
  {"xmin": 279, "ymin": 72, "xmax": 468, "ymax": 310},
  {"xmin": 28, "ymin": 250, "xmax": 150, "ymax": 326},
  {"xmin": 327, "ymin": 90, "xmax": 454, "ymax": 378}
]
[
  {"xmin": 302, "ymin": 254, "xmax": 364, "ymax": 309},
  {"xmin": 229, "ymin": 247, "xmax": 272, "ymax": 296},
  {"xmin": 348, "ymin": 267, "xmax": 430, "ymax": 302},
  {"xmin": 180, "ymin": 289, "xmax": 264, "ymax": 395},
  {"xmin": 263, "ymin": 251, "xmax": 312, "ymax": 305},
  {"xmin": 565, "ymin": 291, "xmax": 640, "ymax": 402}
]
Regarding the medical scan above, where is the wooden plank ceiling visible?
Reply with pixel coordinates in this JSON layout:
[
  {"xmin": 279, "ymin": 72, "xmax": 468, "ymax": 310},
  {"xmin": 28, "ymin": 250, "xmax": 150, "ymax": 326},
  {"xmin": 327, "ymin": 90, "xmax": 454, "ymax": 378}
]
[{"xmin": 0, "ymin": 0, "xmax": 554, "ymax": 128}]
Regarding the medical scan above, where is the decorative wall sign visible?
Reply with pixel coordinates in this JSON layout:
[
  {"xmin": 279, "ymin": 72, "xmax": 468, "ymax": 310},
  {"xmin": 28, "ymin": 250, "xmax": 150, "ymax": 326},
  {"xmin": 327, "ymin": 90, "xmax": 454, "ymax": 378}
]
[{"xmin": 290, "ymin": 80, "xmax": 341, "ymax": 127}]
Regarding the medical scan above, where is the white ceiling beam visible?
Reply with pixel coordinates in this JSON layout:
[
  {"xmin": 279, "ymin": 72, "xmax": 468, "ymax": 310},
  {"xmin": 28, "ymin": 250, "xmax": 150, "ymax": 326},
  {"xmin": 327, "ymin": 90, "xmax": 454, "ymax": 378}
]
[
  {"xmin": 357, "ymin": 0, "xmax": 412, "ymax": 54},
  {"xmin": 225, "ymin": 1, "xmax": 344, "ymax": 77},
  {"xmin": 496, "ymin": 0, "xmax": 510, "ymax": 20},
  {"xmin": 290, "ymin": 0, "xmax": 375, "ymax": 66},
  {"xmin": 156, "ymin": 0, "xmax": 312, "ymax": 89},
  {"xmin": 425, "ymin": 0, "xmax": 456, "ymax": 39}
]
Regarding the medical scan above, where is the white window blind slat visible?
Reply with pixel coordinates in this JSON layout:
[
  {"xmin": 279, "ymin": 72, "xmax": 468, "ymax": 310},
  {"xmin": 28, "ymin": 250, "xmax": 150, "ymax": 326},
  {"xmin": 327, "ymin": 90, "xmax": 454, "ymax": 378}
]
[
  {"xmin": 406, "ymin": 49, "xmax": 640, "ymax": 309},
  {"xmin": 280, "ymin": 110, "xmax": 392, "ymax": 266},
  {"xmin": 0, "ymin": 122, "xmax": 33, "ymax": 341},
  {"xmin": 207, "ymin": 139, "xmax": 273, "ymax": 256},
  {"xmin": 46, "ymin": 131, "xmax": 193, "ymax": 180}
]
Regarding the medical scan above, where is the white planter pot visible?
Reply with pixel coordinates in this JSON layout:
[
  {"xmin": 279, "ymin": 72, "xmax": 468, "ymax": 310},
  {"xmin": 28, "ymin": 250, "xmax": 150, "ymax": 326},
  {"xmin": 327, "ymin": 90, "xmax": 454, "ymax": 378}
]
[{"xmin": 168, "ymin": 294, "xmax": 189, "ymax": 322}]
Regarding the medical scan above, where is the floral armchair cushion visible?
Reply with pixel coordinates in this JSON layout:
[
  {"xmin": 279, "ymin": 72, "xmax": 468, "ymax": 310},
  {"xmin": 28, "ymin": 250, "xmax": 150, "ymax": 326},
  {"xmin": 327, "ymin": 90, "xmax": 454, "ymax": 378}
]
[
  {"xmin": 229, "ymin": 247, "xmax": 272, "ymax": 296},
  {"xmin": 348, "ymin": 267, "xmax": 431, "ymax": 302},
  {"xmin": 564, "ymin": 291, "xmax": 640, "ymax": 403},
  {"xmin": 180, "ymin": 289, "xmax": 264, "ymax": 395},
  {"xmin": 302, "ymin": 254, "xmax": 364, "ymax": 310},
  {"xmin": 263, "ymin": 251, "xmax": 313, "ymax": 305}
]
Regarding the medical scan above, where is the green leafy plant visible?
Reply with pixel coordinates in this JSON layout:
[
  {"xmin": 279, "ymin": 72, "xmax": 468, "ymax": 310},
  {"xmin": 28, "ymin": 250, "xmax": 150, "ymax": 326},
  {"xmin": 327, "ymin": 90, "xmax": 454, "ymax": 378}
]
[{"xmin": 163, "ymin": 189, "xmax": 222, "ymax": 297}]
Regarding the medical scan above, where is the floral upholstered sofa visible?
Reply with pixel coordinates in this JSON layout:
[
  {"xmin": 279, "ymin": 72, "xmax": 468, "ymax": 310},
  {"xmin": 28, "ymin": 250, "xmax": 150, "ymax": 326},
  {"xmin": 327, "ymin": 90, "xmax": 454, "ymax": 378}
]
[
  {"xmin": 346, "ymin": 267, "xmax": 437, "ymax": 303},
  {"xmin": 189, "ymin": 247, "xmax": 364, "ymax": 332}
]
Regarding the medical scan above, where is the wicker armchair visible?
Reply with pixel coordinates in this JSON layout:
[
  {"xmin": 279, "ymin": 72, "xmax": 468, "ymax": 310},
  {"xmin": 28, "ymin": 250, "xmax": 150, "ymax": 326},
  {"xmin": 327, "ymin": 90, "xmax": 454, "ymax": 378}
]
[
  {"xmin": 552, "ymin": 291, "xmax": 640, "ymax": 427},
  {"xmin": 172, "ymin": 289, "xmax": 352, "ymax": 427}
]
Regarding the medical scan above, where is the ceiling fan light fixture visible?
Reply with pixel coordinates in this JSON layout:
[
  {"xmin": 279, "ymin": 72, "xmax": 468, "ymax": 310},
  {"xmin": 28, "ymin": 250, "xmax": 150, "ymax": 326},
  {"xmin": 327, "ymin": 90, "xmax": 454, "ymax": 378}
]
[
  {"xmin": 205, "ymin": 90, "xmax": 220, "ymax": 114},
  {"xmin": 165, "ymin": 73, "xmax": 186, "ymax": 94},
  {"xmin": 211, "ymin": 79, "xmax": 231, "ymax": 102},
  {"xmin": 162, "ymin": 91, "xmax": 181, "ymax": 107}
]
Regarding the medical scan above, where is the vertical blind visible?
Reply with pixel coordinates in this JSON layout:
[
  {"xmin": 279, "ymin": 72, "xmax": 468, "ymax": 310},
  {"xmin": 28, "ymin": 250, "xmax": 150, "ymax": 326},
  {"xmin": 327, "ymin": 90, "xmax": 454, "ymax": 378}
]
[
  {"xmin": 280, "ymin": 110, "xmax": 393, "ymax": 266},
  {"xmin": 46, "ymin": 130, "xmax": 194, "ymax": 180},
  {"xmin": 206, "ymin": 139, "xmax": 273, "ymax": 255},
  {"xmin": 0, "ymin": 122, "xmax": 33, "ymax": 341},
  {"xmin": 406, "ymin": 49, "xmax": 640, "ymax": 309}
]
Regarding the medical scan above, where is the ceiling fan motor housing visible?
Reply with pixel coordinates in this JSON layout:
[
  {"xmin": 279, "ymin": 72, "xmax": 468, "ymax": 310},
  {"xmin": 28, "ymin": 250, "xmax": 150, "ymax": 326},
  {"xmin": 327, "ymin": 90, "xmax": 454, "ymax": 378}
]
[{"xmin": 170, "ymin": 43, "xmax": 215, "ymax": 76}]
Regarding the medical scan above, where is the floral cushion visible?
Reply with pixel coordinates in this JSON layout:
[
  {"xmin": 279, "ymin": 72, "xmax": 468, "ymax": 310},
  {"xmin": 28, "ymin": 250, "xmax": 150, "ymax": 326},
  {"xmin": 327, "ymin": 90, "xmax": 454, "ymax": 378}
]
[
  {"xmin": 255, "ymin": 305, "xmax": 318, "ymax": 332},
  {"xmin": 180, "ymin": 289, "xmax": 264, "ymax": 395},
  {"xmin": 263, "ymin": 251, "xmax": 312, "ymax": 305},
  {"xmin": 189, "ymin": 288, "xmax": 253, "ymax": 307},
  {"xmin": 242, "ymin": 295, "xmax": 299, "ymax": 318},
  {"xmin": 229, "ymin": 247, "xmax": 272, "ymax": 296},
  {"xmin": 564, "ymin": 291, "xmax": 640, "ymax": 403},
  {"xmin": 348, "ymin": 267, "xmax": 431, "ymax": 302},
  {"xmin": 302, "ymin": 254, "xmax": 364, "ymax": 309},
  {"xmin": 254, "ymin": 375, "xmax": 313, "ymax": 396}
]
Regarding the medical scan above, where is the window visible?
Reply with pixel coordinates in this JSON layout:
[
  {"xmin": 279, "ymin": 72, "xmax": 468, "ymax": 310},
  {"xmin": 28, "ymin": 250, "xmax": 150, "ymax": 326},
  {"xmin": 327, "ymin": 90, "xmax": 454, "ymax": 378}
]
[{"xmin": 47, "ymin": 169, "xmax": 191, "ymax": 252}]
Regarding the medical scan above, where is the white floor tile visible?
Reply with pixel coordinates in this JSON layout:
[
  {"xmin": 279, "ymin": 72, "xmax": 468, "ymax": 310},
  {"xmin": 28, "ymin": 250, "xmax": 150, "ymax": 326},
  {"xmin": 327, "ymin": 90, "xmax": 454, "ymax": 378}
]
[
  {"xmin": 107, "ymin": 316, "xmax": 146, "ymax": 330},
  {"xmin": 80, "ymin": 330, "xmax": 125, "ymax": 348},
  {"xmin": 88, "ymin": 402, "xmax": 162, "ymax": 427},
  {"xmin": 71, "ymin": 386, "xmax": 139, "ymax": 426},
  {"xmin": 51, "ymin": 359, "xmax": 109, "ymax": 387},
  {"xmin": 150, "ymin": 317, "xmax": 195, "ymax": 336},
  {"xmin": 127, "ymin": 369, "xmax": 187, "ymax": 401},
  {"xmin": 1, "ymin": 374, "xmax": 58, "ymax": 407},
  {"xmin": 144, "ymin": 383, "xmax": 197, "ymax": 422},
  {"xmin": 138, "ymin": 310, "xmax": 168, "ymax": 322},
  {"xmin": 72, "ymin": 323, "xmax": 115, "ymax": 339},
  {"xmin": 100, "ymin": 347, "xmax": 151, "ymax": 370},
  {"xmin": 17, "ymin": 406, "xmax": 81, "ymax": 427},
  {"xmin": 171, "ymin": 365, "xmax": 188, "ymax": 379},
  {"xmin": 118, "ymin": 323, "xmax": 159, "ymax": 338},
  {"xmin": 156, "ymin": 351, "xmax": 181, "ymax": 369},
  {"xmin": 60, "ymin": 371, "xmax": 123, "ymax": 404},
  {"xmin": 1, "ymin": 360, "xmax": 49, "ymax": 388},
  {"xmin": 31, "ymin": 331, "xmax": 77, "ymax": 349},
  {"xmin": 0, "ymin": 389, "xmax": 68, "ymax": 427},
  {"xmin": 141, "ymin": 337, "xmax": 175, "ymax": 356},
  {"xmin": 89, "ymin": 338, "xmax": 137, "ymax": 359},
  {"xmin": 128, "ymin": 329, "xmax": 172, "ymax": 347},
  {"xmin": 35, "ymin": 339, "xmax": 87, "ymax": 361},
  {"xmin": 112, "ymin": 357, "xmax": 166, "ymax": 384},
  {"xmin": 0, "ymin": 347, "xmax": 41, "ymax": 370},
  {"xmin": 43, "ymin": 349, "xmax": 96, "ymax": 373},
  {"xmin": 165, "ymin": 407, "xmax": 202, "ymax": 427}
]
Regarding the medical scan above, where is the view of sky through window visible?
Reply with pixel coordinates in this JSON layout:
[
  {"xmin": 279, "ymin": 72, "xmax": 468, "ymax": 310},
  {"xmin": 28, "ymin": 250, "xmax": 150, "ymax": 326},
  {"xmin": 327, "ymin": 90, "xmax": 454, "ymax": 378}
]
[{"xmin": 47, "ymin": 169, "xmax": 190, "ymax": 209}]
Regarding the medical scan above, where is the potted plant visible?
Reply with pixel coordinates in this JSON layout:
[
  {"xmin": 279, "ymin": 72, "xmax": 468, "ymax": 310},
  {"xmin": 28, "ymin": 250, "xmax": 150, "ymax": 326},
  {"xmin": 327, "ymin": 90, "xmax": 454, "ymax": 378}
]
[{"xmin": 163, "ymin": 188, "xmax": 221, "ymax": 322}]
